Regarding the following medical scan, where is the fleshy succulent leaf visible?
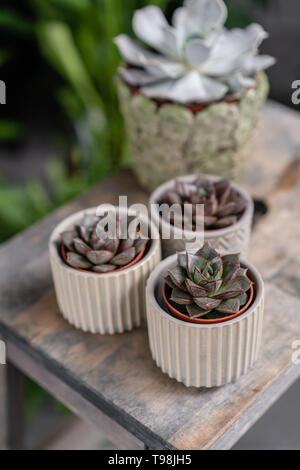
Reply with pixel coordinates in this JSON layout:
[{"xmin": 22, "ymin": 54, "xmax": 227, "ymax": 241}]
[
  {"xmin": 193, "ymin": 297, "xmax": 221, "ymax": 310},
  {"xmin": 119, "ymin": 238, "xmax": 134, "ymax": 252},
  {"xmin": 236, "ymin": 274, "xmax": 252, "ymax": 291},
  {"xmin": 177, "ymin": 252, "xmax": 187, "ymax": 269},
  {"xmin": 110, "ymin": 247, "xmax": 136, "ymax": 266},
  {"xmin": 215, "ymin": 298, "xmax": 240, "ymax": 314},
  {"xmin": 195, "ymin": 242, "xmax": 219, "ymax": 261},
  {"xmin": 193, "ymin": 266, "xmax": 207, "ymax": 284},
  {"xmin": 67, "ymin": 252, "xmax": 92, "ymax": 270},
  {"xmin": 170, "ymin": 287, "xmax": 193, "ymax": 305},
  {"xmin": 210, "ymin": 255, "xmax": 223, "ymax": 279},
  {"xmin": 238, "ymin": 292, "xmax": 248, "ymax": 307},
  {"xmin": 214, "ymin": 216, "xmax": 238, "ymax": 228},
  {"xmin": 86, "ymin": 250, "xmax": 114, "ymax": 265},
  {"xmin": 61, "ymin": 230, "xmax": 77, "ymax": 251},
  {"xmin": 134, "ymin": 237, "xmax": 149, "ymax": 254},
  {"xmin": 164, "ymin": 191, "xmax": 182, "ymax": 205},
  {"xmin": 204, "ymin": 216, "xmax": 218, "ymax": 228},
  {"xmin": 185, "ymin": 278, "xmax": 209, "ymax": 297},
  {"xmin": 78, "ymin": 225, "xmax": 92, "ymax": 244},
  {"xmin": 222, "ymin": 261, "xmax": 239, "ymax": 283},
  {"xmin": 216, "ymin": 202, "xmax": 240, "ymax": 218},
  {"xmin": 90, "ymin": 232, "xmax": 106, "ymax": 251},
  {"xmin": 214, "ymin": 280, "xmax": 244, "ymax": 300},
  {"xmin": 165, "ymin": 275, "xmax": 178, "ymax": 290},
  {"xmin": 73, "ymin": 238, "xmax": 91, "ymax": 256},
  {"xmin": 83, "ymin": 213, "xmax": 98, "ymax": 228},
  {"xmin": 186, "ymin": 304, "xmax": 211, "ymax": 319},
  {"xmin": 168, "ymin": 266, "xmax": 188, "ymax": 291},
  {"xmin": 215, "ymin": 179, "xmax": 231, "ymax": 207},
  {"xmin": 222, "ymin": 253, "xmax": 240, "ymax": 264},
  {"xmin": 102, "ymin": 238, "xmax": 120, "ymax": 255},
  {"xmin": 237, "ymin": 267, "xmax": 248, "ymax": 277},
  {"xmin": 186, "ymin": 252, "xmax": 207, "ymax": 276},
  {"xmin": 201, "ymin": 278, "xmax": 222, "ymax": 294}
]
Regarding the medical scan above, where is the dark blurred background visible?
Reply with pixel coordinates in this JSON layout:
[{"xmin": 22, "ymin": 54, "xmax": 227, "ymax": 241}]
[{"xmin": 0, "ymin": 0, "xmax": 299, "ymax": 445}]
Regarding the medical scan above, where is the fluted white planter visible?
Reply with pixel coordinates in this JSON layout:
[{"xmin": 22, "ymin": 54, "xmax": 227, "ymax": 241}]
[
  {"xmin": 49, "ymin": 207, "xmax": 161, "ymax": 335},
  {"xmin": 146, "ymin": 255, "xmax": 264, "ymax": 388},
  {"xmin": 149, "ymin": 174, "xmax": 254, "ymax": 259}
]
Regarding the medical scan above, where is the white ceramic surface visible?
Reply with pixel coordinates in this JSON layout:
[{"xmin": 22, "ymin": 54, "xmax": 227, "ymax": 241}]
[
  {"xmin": 146, "ymin": 254, "xmax": 264, "ymax": 388},
  {"xmin": 49, "ymin": 207, "xmax": 161, "ymax": 334}
]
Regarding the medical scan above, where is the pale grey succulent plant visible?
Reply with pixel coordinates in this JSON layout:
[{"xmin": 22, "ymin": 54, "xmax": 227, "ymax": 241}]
[{"xmin": 114, "ymin": 0, "xmax": 275, "ymax": 104}]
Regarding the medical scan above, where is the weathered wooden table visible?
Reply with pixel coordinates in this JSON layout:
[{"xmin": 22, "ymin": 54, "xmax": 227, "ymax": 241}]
[{"xmin": 0, "ymin": 101, "xmax": 300, "ymax": 450}]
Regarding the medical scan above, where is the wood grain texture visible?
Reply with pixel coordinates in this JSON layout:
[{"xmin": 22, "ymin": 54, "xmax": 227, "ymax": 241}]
[
  {"xmin": 0, "ymin": 101, "xmax": 299, "ymax": 449},
  {"xmin": 6, "ymin": 341, "xmax": 144, "ymax": 450}
]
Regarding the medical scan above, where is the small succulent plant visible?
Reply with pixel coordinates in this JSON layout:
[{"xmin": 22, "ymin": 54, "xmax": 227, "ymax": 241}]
[
  {"xmin": 115, "ymin": 0, "xmax": 275, "ymax": 104},
  {"xmin": 160, "ymin": 177, "xmax": 247, "ymax": 230},
  {"xmin": 165, "ymin": 242, "xmax": 252, "ymax": 319},
  {"xmin": 61, "ymin": 213, "xmax": 148, "ymax": 273}
]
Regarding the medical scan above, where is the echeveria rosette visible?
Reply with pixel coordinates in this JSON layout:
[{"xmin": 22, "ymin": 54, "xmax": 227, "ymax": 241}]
[
  {"xmin": 161, "ymin": 177, "xmax": 247, "ymax": 230},
  {"xmin": 114, "ymin": 0, "xmax": 275, "ymax": 104},
  {"xmin": 61, "ymin": 213, "xmax": 148, "ymax": 273},
  {"xmin": 165, "ymin": 243, "xmax": 252, "ymax": 319}
]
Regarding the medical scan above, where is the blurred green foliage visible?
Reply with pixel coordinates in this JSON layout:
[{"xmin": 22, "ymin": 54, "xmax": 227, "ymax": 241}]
[{"xmin": 0, "ymin": 0, "xmax": 179, "ymax": 246}]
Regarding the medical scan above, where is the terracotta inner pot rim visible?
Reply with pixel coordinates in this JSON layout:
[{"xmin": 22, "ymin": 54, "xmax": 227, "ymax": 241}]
[
  {"xmin": 146, "ymin": 254, "xmax": 264, "ymax": 329},
  {"xmin": 163, "ymin": 281, "xmax": 255, "ymax": 325},
  {"xmin": 61, "ymin": 242, "xmax": 147, "ymax": 275}
]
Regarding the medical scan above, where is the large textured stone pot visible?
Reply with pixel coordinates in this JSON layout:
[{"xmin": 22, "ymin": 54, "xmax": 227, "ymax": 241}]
[
  {"xmin": 146, "ymin": 254, "xmax": 264, "ymax": 388},
  {"xmin": 149, "ymin": 174, "xmax": 254, "ymax": 259},
  {"xmin": 116, "ymin": 73, "xmax": 269, "ymax": 191},
  {"xmin": 49, "ymin": 207, "xmax": 161, "ymax": 335}
]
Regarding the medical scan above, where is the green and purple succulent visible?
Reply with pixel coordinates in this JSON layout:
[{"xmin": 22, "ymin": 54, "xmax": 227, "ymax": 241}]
[
  {"xmin": 161, "ymin": 176, "xmax": 247, "ymax": 230},
  {"xmin": 165, "ymin": 242, "xmax": 252, "ymax": 319},
  {"xmin": 61, "ymin": 213, "xmax": 148, "ymax": 273}
]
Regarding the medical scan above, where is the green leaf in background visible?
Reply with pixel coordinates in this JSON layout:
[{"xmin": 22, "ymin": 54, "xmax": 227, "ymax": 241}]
[
  {"xmin": 0, "ymin": 49, "xmax": 10, "ymax": 66},
  {"xmin": 0, "ymin": 179, "xmax": 53, "ymax": 242},
  {"xmin": 0, "ymin": 120, "xmax": 23, "ymax": 141},
  {"xmin": 0, "ymin": 8, "xmax": 32, "ymax": 34},
  {"xmin": 36, "ymin": 21, "xmax": 105, "ymax": 111}
]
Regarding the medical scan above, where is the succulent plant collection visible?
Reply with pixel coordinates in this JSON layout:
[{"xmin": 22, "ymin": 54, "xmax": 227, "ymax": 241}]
[
  {"xmin": 61, "ymin": 212, "xmax": 149, "ymax": 273},
  {"xmin": 115, "ymin": 0, "xmax": 275, "ymax": 104},
  {"xmin": 51, "ymin": 0, "xmax": 267, "ymax": 376},
  {"xmin": 165, "ymin": 242, "xmax": 252, "ymax": 320},
  {"xmin": 160, "ymin": 176, "xmax": 247, "ymax": 230}
]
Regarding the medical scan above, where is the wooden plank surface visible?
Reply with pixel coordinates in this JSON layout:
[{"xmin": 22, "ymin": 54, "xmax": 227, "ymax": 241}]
[
  {"xmin": 6, "ymin": 341, "xmax": 144, "ymax": 450},
  {"xmin": 0, "ymin": 101, "xmax": 299, "ymax": 449}
]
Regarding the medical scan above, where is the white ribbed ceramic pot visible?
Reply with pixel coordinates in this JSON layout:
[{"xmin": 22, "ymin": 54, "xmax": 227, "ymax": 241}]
[
  {"xmin": 49, "ymin": 207, "xmax": 161, "ymax": 335},
  {"xmin": 146, "ymin": 255, "xmax": 264, "ymax": 388},
  {"xmin": 149, "ymin": 174, "xmax": 254, "ymax": 259}
]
